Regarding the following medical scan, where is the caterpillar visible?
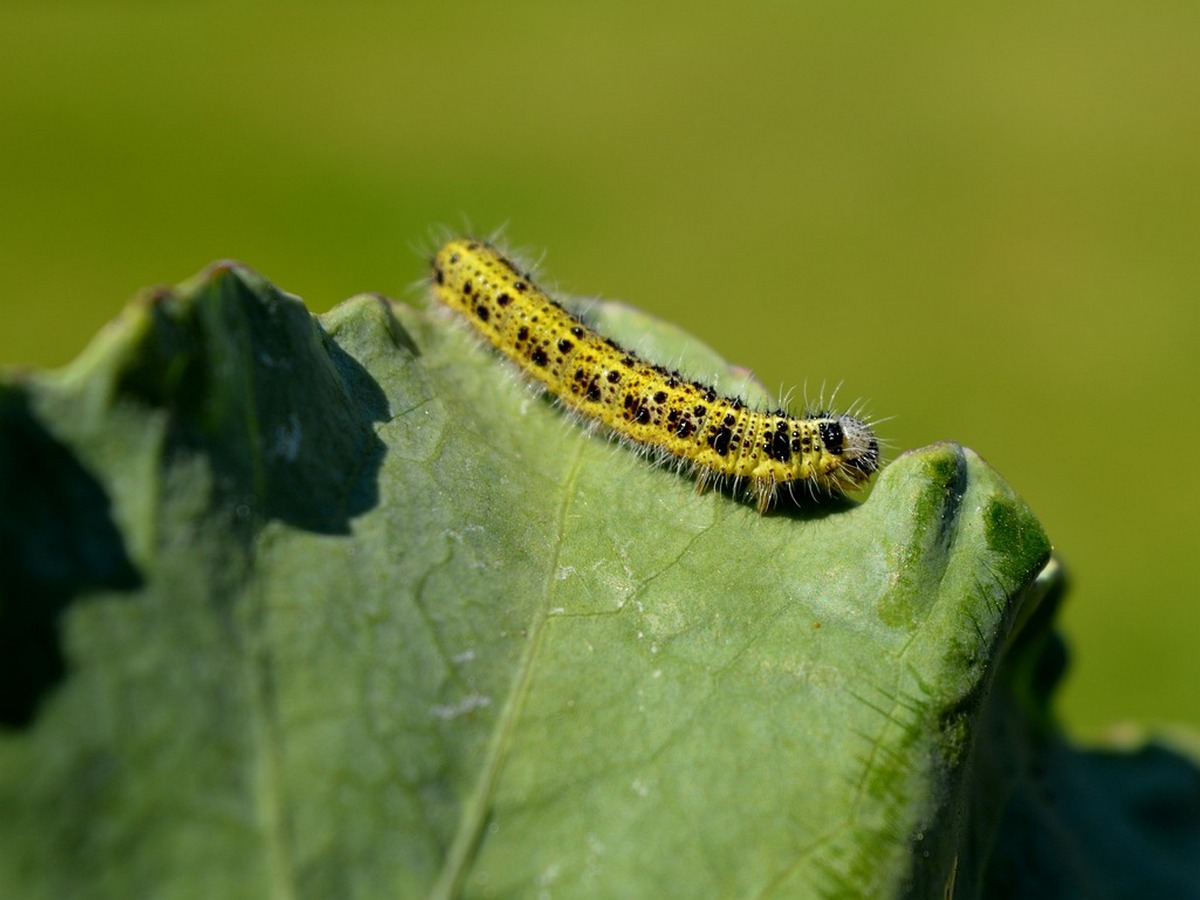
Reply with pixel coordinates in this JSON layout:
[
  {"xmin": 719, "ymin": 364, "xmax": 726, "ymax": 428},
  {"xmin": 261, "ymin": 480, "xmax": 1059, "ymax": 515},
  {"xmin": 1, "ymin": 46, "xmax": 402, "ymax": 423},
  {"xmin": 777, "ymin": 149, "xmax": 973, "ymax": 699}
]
[{"xmin": 429, "ymin": 239, "xmax": 880, "ymax": 513}]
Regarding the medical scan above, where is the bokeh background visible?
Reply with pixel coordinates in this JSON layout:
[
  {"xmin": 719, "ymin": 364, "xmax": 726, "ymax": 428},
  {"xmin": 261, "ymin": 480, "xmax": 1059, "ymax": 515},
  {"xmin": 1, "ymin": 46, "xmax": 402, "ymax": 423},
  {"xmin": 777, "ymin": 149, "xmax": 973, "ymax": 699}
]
[{"xmin": 2, "ymin": 2, "xmax": 1197, "ymax": 736}]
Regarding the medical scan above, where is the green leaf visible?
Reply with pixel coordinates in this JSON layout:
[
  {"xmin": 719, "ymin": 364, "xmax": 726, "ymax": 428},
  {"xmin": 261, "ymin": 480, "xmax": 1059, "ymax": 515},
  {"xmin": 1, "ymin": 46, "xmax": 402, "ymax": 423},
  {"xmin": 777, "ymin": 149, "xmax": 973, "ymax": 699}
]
[{"xmin": 1, "ymin": 263, "xmax": 1197, "ymax": 898}]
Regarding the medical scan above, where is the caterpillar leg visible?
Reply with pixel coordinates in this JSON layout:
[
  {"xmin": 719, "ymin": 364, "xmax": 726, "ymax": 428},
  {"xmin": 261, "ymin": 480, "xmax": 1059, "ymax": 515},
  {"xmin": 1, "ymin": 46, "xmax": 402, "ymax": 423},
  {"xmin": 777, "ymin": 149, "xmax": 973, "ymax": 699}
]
[{"xmin": 751, "ymin": 477, "xmax": 777, "ymax": 514}]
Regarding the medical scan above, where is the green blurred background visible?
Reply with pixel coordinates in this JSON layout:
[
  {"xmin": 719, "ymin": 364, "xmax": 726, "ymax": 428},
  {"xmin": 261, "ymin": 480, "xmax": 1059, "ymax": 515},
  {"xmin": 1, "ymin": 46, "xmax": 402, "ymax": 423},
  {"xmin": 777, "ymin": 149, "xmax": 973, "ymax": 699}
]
[{"xmin": 2, "ymin": 2, "xmax": 1197, "ymax": 735}]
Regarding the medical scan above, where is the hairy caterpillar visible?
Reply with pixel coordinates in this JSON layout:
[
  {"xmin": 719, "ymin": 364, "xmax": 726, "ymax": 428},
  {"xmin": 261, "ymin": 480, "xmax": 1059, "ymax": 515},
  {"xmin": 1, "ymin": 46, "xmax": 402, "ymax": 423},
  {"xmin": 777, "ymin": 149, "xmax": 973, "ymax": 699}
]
[{"xmin": 430, "ymin": 239, "xmax": 880, "ymax": 513}]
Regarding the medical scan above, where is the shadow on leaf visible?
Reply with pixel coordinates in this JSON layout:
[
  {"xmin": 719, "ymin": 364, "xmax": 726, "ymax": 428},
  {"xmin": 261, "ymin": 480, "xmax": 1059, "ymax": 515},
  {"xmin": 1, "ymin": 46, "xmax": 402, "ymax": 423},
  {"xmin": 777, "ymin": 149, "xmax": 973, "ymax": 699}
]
[{"xmin": 0, "ymin": 389, "xmax": 141, "ymax": 727}]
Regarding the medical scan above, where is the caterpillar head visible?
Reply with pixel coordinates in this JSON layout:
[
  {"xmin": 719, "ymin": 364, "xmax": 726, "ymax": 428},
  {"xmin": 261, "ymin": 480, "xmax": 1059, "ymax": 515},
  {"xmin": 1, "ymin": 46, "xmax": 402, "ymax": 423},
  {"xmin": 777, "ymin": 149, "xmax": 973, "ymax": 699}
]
[{"xmin": 820, "ymin": 414, "xmax": 880, "ymax": 488}]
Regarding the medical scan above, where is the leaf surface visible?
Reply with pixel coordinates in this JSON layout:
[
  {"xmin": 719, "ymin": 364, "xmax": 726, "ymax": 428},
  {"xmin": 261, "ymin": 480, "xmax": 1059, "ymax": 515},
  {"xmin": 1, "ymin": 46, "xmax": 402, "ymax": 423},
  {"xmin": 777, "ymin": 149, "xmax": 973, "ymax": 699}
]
[{"xmin": 0, "ymin": 262, "xmax": 1123, "ymax": 898}]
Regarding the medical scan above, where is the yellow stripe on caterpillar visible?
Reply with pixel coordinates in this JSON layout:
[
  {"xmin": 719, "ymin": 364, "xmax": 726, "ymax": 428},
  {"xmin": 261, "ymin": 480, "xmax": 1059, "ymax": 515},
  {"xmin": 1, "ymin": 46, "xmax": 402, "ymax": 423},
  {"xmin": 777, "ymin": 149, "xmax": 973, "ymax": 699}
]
[{"xmin": 430, "ymin": 239, "xmax": 880, "ymax": 513}]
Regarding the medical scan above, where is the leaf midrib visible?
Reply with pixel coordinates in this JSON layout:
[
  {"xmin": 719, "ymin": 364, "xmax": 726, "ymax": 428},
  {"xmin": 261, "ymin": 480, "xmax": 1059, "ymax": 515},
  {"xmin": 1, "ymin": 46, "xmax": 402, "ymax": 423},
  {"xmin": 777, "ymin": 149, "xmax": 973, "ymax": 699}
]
[{"xmin": 429, "ymin": 440, "xmax": 590, "ymax": 899}]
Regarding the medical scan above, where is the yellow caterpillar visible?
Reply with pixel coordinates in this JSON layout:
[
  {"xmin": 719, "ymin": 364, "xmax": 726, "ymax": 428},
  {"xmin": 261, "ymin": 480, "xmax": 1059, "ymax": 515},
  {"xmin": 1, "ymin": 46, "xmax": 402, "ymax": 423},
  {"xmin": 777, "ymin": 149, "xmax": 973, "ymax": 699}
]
[{"xmin": 430, "ymin": 239, "xmax": 880, "ymax": 513}]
